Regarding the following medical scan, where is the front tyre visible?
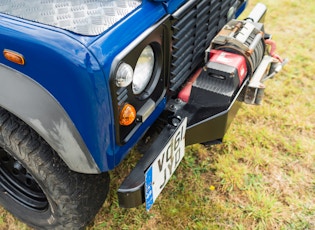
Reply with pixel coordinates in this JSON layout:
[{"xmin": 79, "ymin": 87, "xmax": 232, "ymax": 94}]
[{"xmin": 0, "ymin": 108, "xmax": 110, "ymax": 229}]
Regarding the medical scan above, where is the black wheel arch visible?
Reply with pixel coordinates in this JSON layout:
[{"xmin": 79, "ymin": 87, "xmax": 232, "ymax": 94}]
[{"xmin": 0, "ymin": 63, "xmax": 100, "ymax": 174}]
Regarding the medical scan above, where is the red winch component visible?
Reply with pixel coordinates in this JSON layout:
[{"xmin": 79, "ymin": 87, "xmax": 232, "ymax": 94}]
[{"xmin": 208, "ymin": 49, "xmax": 248, "ymax": 85}]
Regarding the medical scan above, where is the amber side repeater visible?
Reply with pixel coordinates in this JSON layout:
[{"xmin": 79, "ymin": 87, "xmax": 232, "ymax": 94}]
[{"xmin": 3, "ymin": 49, "xmax": 25, "ymax": 65}]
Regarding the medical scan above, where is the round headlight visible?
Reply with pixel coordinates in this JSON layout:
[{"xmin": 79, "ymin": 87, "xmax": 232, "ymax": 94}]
[
  {"xmin": 116, "ymin": 62, "xmax": 133, "ymax": 88},
  {"xmin": 132, "ymin": 45, "xmax": 155, "ymax": 95}
]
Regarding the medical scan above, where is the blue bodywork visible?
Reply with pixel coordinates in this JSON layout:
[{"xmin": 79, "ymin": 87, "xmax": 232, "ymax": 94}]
[{"xmin": 0, "ymin": 0, "xmax": 247, "ymax": 172}]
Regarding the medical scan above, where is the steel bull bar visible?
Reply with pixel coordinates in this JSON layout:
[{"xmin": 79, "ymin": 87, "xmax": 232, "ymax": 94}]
[{"xmin": 118, "ymin": 3, "xmax": 269, "ymax": 209}]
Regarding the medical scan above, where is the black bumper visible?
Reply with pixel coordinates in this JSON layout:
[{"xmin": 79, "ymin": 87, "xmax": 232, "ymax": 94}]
[{"xmin": 117, "ymin": 75, "xmax": 246, "ymax": 208}]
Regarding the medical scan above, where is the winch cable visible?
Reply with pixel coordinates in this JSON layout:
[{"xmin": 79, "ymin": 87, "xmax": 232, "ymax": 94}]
[{"xmin": 265, "ymin": 39, "xmax": 284, "ymax": 63}]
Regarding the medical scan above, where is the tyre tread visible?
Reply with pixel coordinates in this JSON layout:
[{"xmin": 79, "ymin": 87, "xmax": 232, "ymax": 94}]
[{"xmin": 0, "ymin": 107, "xmax": 109, "ymax": 229}]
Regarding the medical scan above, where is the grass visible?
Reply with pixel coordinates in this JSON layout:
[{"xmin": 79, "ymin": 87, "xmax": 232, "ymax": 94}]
[{"xmin": 1, "ymin": 0, "xmax": 314, "ymax": 229}]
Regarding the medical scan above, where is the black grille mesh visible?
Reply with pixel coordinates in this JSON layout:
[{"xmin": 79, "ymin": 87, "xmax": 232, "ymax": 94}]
[{"xmin": 170, "ymin": 0, "xmax": 236, "ymax": 91}]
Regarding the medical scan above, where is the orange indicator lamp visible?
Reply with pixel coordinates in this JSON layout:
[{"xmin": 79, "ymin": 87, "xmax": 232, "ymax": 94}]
[
  {"xmin": 119, "ymin": 104, "xmax": 136, "ymax": 126},
  {"xmin": 3, "ymin": 49, "xmax": 25, "ymax": 65}
]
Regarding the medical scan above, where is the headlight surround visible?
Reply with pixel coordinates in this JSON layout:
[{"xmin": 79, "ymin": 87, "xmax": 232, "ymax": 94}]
[
  {"xmin": 109, "ymin": 19, "xmax": 168, "ymax": 145},
  {"xmin": 132, "ymin": 45, "xmax": 155, "ymax": 95}
]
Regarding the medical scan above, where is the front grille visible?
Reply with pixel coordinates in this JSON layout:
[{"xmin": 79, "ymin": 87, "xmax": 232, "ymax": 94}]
[{"xmin": 170, "ymin": 0, "xmax": 237, "ymax": 91}]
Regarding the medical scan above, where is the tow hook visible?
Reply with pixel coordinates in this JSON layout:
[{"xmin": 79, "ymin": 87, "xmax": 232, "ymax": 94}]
[{"xmin": 245, "ymin": 56, "xmax": 288, "ymax": 105}]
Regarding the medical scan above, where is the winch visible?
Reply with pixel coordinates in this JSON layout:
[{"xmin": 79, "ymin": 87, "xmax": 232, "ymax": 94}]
[{"xmin": 178, "ymin": 4, "xmax": 287, "ymax": 106}]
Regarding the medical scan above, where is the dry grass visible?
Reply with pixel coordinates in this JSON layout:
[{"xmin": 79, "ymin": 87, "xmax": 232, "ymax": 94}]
[{"xmin": 1, "ymin": 0, "xmax": 314, "ymax": 229}]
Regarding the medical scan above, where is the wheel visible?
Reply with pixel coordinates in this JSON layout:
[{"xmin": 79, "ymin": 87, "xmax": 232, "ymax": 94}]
[{"xmin": 0, "ymin": 108, "xmax": 110, "ymax": 229}]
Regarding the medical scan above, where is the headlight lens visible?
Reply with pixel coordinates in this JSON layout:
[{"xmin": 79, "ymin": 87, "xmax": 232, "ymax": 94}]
[
  {"xmin": 132, "ymin": 45, "xmax": 155, "ymax": 95},
  {"xmin": 116, "ymin": 62, "xmax": 133, "ymax": 88}
]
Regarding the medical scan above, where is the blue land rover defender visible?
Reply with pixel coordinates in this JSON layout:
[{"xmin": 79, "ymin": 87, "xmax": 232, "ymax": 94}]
[{"xmin": 0, "ymin": 0, "xmax": 285, "ymax": 228}]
